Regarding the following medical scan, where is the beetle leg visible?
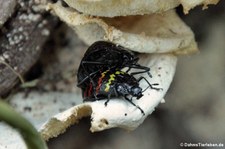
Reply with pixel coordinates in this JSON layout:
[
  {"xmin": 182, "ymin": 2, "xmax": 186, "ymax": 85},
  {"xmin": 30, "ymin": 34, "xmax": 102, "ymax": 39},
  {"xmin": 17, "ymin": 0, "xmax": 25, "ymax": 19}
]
[
  {"xmin": 77, "ymin": 68, "xmax": 100, "ymax": 86},
  {"xmin": 77, "ymin": 60, "xmax": 113, "ymax": 87},
  {"xmin": 104, "ymin": 99, "xmax": 109, "ymax": 106},
  {"xmin": 104, "ymin": 86, "xmax": 118, "ymax": 106},
  {"xmin": 126, "ymin": 64, "xmax": 152, "ymax": 78},
  {"xmin": 104, "ymin": 94, "xmax": 111, "ymax": 106},
  {"xmin": 137, "ymin": 76, "xmax": 163, "ymax": 91},
  {"xmin": 80, "ymin": 61, "xmax": 97, "ymax": 88},
  {"xmin": 124, "ymin": 95, "xmax": 145, "ymax": 116},
  {"xmin": 125, "ymin": 58, "xmax": 139, "ymax": 73}
]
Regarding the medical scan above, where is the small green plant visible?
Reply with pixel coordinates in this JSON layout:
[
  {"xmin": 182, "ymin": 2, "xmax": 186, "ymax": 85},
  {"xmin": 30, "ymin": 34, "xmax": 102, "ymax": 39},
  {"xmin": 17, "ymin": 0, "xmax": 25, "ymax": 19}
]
[{"xmin": 0, "ymin": 100, "xmax": 47, "ymax": 149}]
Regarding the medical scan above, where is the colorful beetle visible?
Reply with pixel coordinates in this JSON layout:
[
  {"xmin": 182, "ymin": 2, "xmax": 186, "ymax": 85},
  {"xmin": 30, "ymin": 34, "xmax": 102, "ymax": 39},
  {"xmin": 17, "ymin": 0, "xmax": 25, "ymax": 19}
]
[
  {"xmin": 77, "ymin": 41, "xmax": 161, "ymax": 115},
  {"xmin": 77, "ymin": 41, "xmax": 150, "ymax": 89},
  {"xmin": 82, "ymin": 69, "xmax": 161, "ymax": 115}
]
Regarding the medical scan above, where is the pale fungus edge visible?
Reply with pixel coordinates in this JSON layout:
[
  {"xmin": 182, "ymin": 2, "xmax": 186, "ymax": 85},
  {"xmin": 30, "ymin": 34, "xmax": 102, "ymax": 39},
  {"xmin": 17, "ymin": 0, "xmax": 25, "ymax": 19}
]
[
  {"xmin": 47, "ymin": 2, "xmax": 199, "ymax": 55},
  {"xmin": 63, "ymin": 0, "xmax": 180, "ymax": 17},
  {"xmin": 179, "ymin": 0, "xmax": 220, "ymax": 14},
  {"xmin": 62, "ymin": 0, "xmax": 220, "ymax": 17},
  {"xmin": 39, "ymin": 54, "xmax": 177, "ymax": 140}
]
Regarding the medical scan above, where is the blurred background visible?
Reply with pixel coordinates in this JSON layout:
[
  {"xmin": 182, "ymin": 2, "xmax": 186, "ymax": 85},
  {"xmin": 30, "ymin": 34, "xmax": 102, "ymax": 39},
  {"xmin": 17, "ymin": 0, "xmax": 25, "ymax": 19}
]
[{"xmin": 44, "ymin": 1, "xmax": 225, "ymax": 149}]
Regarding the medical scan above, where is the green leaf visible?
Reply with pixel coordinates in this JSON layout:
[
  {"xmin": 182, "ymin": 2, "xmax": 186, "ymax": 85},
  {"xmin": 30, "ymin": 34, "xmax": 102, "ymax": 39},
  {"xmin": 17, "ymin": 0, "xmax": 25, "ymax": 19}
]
[{"xmin": 0, "ymin": 100, "xmax": 48, "ymax": 149}]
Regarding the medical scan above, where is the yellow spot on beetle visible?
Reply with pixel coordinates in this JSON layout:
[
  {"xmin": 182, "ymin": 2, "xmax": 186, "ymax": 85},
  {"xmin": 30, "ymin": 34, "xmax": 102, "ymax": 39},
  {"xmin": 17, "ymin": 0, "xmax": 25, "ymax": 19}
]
[
  {"xmin": 105, "ymin": 73, "xmax": 116, "ymax": 92},
  {"xmin": 104, "ymin": 71, "xmax": 125, "ymax": 92},
  {"xmin": 115, "ymin": 71, "xmax": 124, "ymax": 75}
]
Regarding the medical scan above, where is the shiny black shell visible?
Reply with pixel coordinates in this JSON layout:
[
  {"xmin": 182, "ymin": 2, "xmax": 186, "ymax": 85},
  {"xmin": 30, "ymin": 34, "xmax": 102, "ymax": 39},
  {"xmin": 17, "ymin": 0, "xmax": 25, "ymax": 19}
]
[{"xmin": 77, "ymin": 41, "xmax": 138, "ymax": 89}]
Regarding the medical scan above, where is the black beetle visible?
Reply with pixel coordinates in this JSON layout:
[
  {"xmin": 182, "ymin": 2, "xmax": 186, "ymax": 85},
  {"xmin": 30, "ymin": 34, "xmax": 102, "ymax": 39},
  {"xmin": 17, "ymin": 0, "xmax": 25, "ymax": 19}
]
[
  {"xmin": 77, "ymin": 41, "xmax": 161, "ymax": 115},
  {"xmin": 77, "ymin": 41, "xmax": 150, "ymax": 89}
]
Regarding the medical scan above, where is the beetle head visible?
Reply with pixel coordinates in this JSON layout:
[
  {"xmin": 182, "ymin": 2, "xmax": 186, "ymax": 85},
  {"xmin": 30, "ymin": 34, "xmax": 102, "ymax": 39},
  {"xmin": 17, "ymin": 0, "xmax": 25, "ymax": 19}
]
[
  {"xmin": 130, "ymin": 86, "xmax": 143, "ymax": 99},
  {"xmin": 116, "ymin": 83, "xmax": 143, "ymax": 99}
]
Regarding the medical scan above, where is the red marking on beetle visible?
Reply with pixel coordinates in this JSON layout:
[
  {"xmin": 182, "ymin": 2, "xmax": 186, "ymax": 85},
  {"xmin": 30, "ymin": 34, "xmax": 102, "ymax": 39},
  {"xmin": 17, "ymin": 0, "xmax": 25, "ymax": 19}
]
[
  {"xmin": 84, "ymin": 88, "xmax": 87, "ymax": 97},
  {"xmin": 96, "ymin": 71, "xmax": 107, "ymax": 94},
  {"xmin": 88, "ymin": 82, "xmax": 93, "ymax": 97},
  {"xmin": 83, "ymin": 84, "xmax": 90, "ymax": 97},
  {"xmin": 96, "ymin": 76, "xmax": 103, "ymax": 94}
]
